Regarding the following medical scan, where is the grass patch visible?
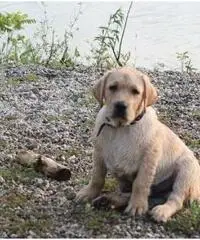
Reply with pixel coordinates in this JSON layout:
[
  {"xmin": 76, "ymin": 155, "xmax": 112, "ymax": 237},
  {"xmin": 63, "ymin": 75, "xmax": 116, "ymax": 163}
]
[
  {"xmin": 25, "ymin": 73, "xmax": 38, "ymax": 82},
  {"xmin": 87, "ymin": 209, "xmax": 119, "ymax": 231},
  {"xmin": 1, "ymin": 192, "xmax": 30, "ymax": 208},
  {"xmin": 0, "ymin": 139, "xmax": 8, "ymax": 150},
  {"xmin": 62, "ymin": 147, "xmax": 83, "ymax": 158},
  {"xmin": 7, "ymin": 218, "xmax": 51, "ymax": 237},
  {"xmin": 158, "ymin": 111, "xmax": 173, "ymax": 127},
  {"xmin": 166, "ymin": 202, "xmax": 200, "ymax": 235},
  {"xmin": 188, "ymin": 139, "xmax": 200, "ymax": 148},
  {"xmin": 45, "ymin": 115, "xmax": 61, "ymax": 122},
  {"xmin": 0, "ymin": 183, "xmax": 52, "ymax": 237},
  {"xmin": 7, "ymin": 73, "xmax": 38, "ymax": 85},
  {"xmin": 77, "ymin": 177, "xmax": 90, "ymax": 186},
  {"xmin": 44, "ymin": 114, "xmax": 70, "ymax": 123},
  {"xmin": 0, "ymin": 204, "xmax": 51, "ymax": 237},
  {"xmin": 180, "ymin": 133, "xmax": 200, "ymax": 149},
  {"xmin": 82, "ymin": 118, "xmax": 95, "ymax": 129},
  {"xmin": 3, "ymin": 115, "xmax": 18, "ymax": 121},
  {"xmin": 0, "ymin": 166, "xmax": 41, "ymax": 183},
  {"xmin": 104, "ymin": 177, "xmax": 118, "ymax": 192},
  {"xmin": 84, "ymin": 93, "xmax": 97, "ymax": 107},
  {"xmin": 83, "ymin": 203, "xmax": 120, "ymax": 232},
  {"xmin": 76, "ymin": 177, "xmax": 118, "ymax": 191},
  {"xmin": 7, "ymin": 77, "xmax": 22, "ymax": 85},
  {"xmin": 191, "ymin": 110, "xmax": 200, "ymax": 120}
]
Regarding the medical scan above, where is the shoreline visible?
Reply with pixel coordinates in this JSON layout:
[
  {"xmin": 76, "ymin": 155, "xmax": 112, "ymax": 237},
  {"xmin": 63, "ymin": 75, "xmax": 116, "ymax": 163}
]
[{"xmin": 0, "ymin": 64, "xmax": 199, "ymax": 238}]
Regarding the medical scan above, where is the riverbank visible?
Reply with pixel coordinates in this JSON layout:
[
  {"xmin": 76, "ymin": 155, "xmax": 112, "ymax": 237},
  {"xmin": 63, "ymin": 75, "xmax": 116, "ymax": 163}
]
[{"xmin": 0, "ymin": 65, "xmax": 199, "ymax": 238}]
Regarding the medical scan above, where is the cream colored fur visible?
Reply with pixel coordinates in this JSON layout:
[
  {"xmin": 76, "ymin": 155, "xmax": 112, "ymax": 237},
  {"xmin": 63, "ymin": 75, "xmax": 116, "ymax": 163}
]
[{"xmin": 76, "ymin": 67, "xmax": 200, "ymax": 222}]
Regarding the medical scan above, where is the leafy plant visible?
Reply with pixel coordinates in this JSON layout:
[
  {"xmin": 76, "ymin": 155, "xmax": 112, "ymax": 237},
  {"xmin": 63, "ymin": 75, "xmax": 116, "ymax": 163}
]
[
  {"xmin": 59, "ymin": 2, "xmax": 82, "ymax": 66},
  {"xmin": 153, "ymin": 62, "xmax": 165, "ymax": 71},
  {"xmin": 0, "ymin": 11, "xmax": 35, "ymax": 33},
  {"xmin": 91, "ymin": 2, "xmax": 133, "ymax": 69},
  {"xmin": 33, "ymin": 2, "xmax": 61, "ymax": 66},
  {"xmin": 32, "ymin": 2, "xmax": 82, "ymax": 67},
  {"xmin": 0, "ymin": 12, "xmax": 36, "ymax": 64},
  {"xmin": 0, "ymin": 3, "xmax": 82, "ymax": 67},
  {"xmin": 176, "ymin": 51, "xmax": 197, "ymax": 74}
]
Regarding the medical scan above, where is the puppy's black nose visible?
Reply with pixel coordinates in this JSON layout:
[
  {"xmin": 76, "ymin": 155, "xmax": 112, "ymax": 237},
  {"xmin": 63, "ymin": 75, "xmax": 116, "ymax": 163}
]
[{"xmin": 113, "ymin": 101, "xmax": 127, "ymax": 118}]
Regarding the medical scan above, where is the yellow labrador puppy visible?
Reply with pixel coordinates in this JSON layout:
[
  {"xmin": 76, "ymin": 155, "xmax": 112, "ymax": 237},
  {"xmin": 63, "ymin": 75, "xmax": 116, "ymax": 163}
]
[{"xmin": 76, "ymin": 67, "xmax": 200, "ymax": 222}]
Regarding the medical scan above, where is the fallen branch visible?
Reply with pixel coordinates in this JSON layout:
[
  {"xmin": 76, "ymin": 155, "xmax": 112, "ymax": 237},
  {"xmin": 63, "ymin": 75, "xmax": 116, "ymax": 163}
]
[{"xmin": 16, "ymin": 150, "xmax": 71, "ymax": 181}]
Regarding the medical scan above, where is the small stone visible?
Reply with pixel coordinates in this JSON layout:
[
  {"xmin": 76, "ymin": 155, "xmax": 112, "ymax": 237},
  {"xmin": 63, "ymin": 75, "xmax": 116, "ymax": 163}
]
[
  {"xmin": 64, "ymin": 187, "xmax": 76, "ymax": 200},
  {"xmin": 10, "ymin": 234, "xmax": 18, "ymax": 238},
  {"xmin": 136, "ymin": 225, "xmax": 141, "ymax": 231},
  {"xmin": 1, "ymin": 232, "xmax": 7, "ymax": 238},
  {"xmin": 66, "ymin": 191, "xmax": 76, "ymax": 200},
  {"xmin": 0, "ymin": 176, "xmax": 5, "ymax": 183},
  {"xmin": 25, "ymin": 138, "xmax": 38, "ymax": 150},
  {"xmin": 35, "ymin": 178, "xmax": 44, "ymax": 186},
  {"xmin": 146, "ymin": 232, "xmax": 154, "ymax": 238},
  {"xmin": 27, "ymin": 230, "xmax": 36, "ymax": 238},
  {"xmin": 68, "ymin": 155, "xmax": 76, "ymax": 161}
]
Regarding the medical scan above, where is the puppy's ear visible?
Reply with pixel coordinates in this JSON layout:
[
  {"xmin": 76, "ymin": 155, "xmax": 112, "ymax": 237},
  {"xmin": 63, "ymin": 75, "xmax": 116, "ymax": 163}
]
[
  {"xmin": 142, "ymin": 74, "xmax": 158, "ymax": 107},
  {"xmin": 92, "ymin": 71, "xmax": 111, "ymax": 106}
]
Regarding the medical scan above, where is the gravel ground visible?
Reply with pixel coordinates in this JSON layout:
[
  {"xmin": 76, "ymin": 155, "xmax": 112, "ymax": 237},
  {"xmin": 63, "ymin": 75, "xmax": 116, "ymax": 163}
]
[{"xmin": 0, "ymin": 65, "xmax": 199, "ymax": 238}]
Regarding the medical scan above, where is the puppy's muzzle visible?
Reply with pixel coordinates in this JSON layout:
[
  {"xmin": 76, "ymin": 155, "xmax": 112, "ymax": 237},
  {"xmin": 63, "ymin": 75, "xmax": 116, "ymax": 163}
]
[{"xmin": 113, "ymin": 101, "xmax": 127, "ymax": 118}]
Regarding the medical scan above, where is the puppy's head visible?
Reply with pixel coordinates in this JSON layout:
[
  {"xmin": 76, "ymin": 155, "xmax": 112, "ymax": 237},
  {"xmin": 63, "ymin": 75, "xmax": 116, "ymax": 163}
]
[{"xmin": 93, "ymin": 68, "xmax": 158, "ymax": 125}]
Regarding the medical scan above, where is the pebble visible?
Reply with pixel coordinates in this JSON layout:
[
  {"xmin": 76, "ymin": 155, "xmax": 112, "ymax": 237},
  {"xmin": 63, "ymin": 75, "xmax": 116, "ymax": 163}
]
[{"xmin": 0, "ymin": 176, "xmax": 5, "ymax": 183}]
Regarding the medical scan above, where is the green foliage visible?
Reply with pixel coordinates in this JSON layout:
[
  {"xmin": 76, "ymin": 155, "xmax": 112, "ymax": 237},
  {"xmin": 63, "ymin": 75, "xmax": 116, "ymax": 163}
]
[
  {"xmin": 31, "ymin": 2, "xmax": 82, "ymax": 67},
  {"xmin": 104, "ymin": 178, "xmax": 118, "ymax": 192},
  {"xmin": 0, "ymin": 12, "xmax": 36, "ymax": 64},
  {"xmin": 0, "ymin": 166, "xmax": 41, "ymax": 183},
  {"xmin": 166, "ymin": 202, "xmax": 200, "ymax": 235},
  {"xmin": 7, "ymin": 73, "xmax": 38, "ymax": 85},
  {"xmin": 0, "ymin": 191, "xmax": 51, "ymax": 237},
  {"xmin": 90, "ymin": 3, "xmax": 133, "ymax": 69},
  {"xmin": 180, "ymin": 132, "xmax": 200, "ymax": 149},
  {"xmin": 0, "ymin": 3, "xmax": 82, "ymax": 67},
  {"xmin": 0, "ymin": 11, "xmax": 35, "ymax": 33},
  {"xmin": 176, "ymin": 51, "xmax": 197, "ymax": 74},
  {"xmin": 59, "ymin": 3, "xmax": 82, "ymax": 66},
  {"xmin": 1, "ymin": 4, "xmax": 197, "ymax": 74},
  {"xmin": 78, "ymin": 203, "xmax": 120, "ymax": 232},
  {"xmin": 93, "ymin": 8, "xmax": 124, "ymax": 68},
  {"xmin": 153, "ymin": 62, "xmax": 165, "ymax": 71}
]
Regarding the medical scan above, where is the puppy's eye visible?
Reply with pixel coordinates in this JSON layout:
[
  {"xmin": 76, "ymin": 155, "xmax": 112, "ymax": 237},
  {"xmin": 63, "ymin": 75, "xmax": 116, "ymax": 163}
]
[
  {"xmin": 131, "ymin": 88, "xmax": 140, "ymax": 95},
  {"xmin": 109, "ymin": 85, "xmax": 118, "ymax": 91}
]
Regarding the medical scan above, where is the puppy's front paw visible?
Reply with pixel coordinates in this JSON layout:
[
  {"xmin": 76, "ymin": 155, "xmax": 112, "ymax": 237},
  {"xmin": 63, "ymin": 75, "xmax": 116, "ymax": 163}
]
[
  {"xmin": 125, "ymin": 196, "xmax": 148, "ymax": 216},
  {"xmin": 76, "ymin": 186, "xmax": 99, "ymax": 202},
  {"xmin": 150, "ymin": 204, "xmax": 172, "ymax": 222}
]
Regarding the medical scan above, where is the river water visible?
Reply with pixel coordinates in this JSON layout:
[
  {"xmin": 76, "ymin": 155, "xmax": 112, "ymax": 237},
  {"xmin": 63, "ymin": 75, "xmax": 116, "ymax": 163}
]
[{"xmin": 1, "ymin": 1, "xmax": 200, "ymax": 70}]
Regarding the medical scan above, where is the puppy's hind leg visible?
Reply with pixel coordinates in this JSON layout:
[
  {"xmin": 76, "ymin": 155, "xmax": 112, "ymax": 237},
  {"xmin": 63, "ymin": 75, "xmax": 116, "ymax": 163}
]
[
  {"xmin": 92, "ymin": 192, "xmax": 131, "ymax": 210},
  {"xmin": 151, "ymin": 157, "xmax": 200, "ymax": 222}
]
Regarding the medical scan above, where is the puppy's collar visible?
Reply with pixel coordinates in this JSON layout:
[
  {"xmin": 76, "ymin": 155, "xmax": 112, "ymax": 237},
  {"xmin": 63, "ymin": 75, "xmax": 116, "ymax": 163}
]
[
  {"xmin": 96, "ymin": 109, "xmax": 146, "ymax": 137},
  {"xmin": 130, "ymin": 109, "xmax": 146, "ymax": 125}
]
